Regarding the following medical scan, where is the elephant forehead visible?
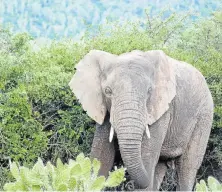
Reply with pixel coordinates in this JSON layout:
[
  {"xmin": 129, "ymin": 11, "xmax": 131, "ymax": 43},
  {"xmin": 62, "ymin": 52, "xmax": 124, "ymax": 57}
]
[
  {"xmin": 112, "ymin": 62, "xmax": 153, "ymax": 84},
  {"xmin": 117, "ymin": 54, "xmax": 156, "ymax": 71}
]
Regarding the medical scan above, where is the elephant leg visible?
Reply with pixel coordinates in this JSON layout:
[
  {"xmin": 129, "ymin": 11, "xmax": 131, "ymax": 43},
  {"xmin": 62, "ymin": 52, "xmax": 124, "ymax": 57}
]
[
  {"xmin": 90, "ymin": 114, "xmax": 115, "ymax": 177},
  {"xmin": 141, "ymin": 110, "xmax": 171, "ymax": 190},
  {"xmin": 175, "ymin": 111, "xmax": 212, "ymax": 191},
  {"xmin": 153, "ymin": 161, "xmax": 167, "ymax": 191}
]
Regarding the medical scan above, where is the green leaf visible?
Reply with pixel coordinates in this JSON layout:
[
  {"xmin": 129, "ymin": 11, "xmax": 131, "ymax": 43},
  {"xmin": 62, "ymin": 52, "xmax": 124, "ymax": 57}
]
[
  {"xmin": 208, "ymin": 176, "xmax": 222, "ymax": 191},
  {"xmin": 70, "ymin": 164, "xmax": 82, "ymax": 177},
  {"xmin": 10, "ymin": 161, "xmax": 20, "ymax": 179},
  {"xmin": 53, "ymin": 169, "xmax": 70, "ymax": 189},
  {"xmin": 56, "ymin": 158, "xmax": 64, "ymax": 170},
  {"xmin": 26, "ymin": 171, "xmax": 43, "ymax": 186},
  {"xmin": 46, "ymin": 161, "xmax": 55, "ymax": 176},
  {"xmin": 80, "ymin": 157, "xmax": 91, "ymax": 180},
  {"xmin": 105, "ymin": 167, "xmax": 126, "ymax": 187},
  {"xmin": 68, "ymin": 159, "xmax": 77, "ymax": 168},
  {"xmin": 196, "ymin": 180, "xmax": 208, "ymax": 192},
  {"xmin": 31, "ymin": 158, "xmax": 48, "ymax": 186},
  {"xmin": 31, "ymin": 185, "xmax": 41, "ymax": 191},
  {"xmin": 76, "ymin": 153, "xmax": 85, "ymax": 163},
  {"xmin": 6, "ymin": 180, "xmax": 27, "ymax": 191},
  {"xmin": 92, "ymin": 158, "xmax": 101, "ymax": 177},
  {"xmin": 89, "ymin": 176, "xmax": 106, "ymax": 191},
  {"xmin": 56, "ymin": 183, "xmax": 68, "ymax": 191},
  {"xmin": 3, "ymin": 183, "xmax": 17, "ymax": 191},
  {"xmin": 45, "ymin": 161, "xmax": 56, "ymax": 190},
  {"xmin": 32, "ymin": 157, "xmax": 45, "ymax": 173},
  {"xmin": 195, "ymin": 183, "xmax": 203, "ymax": 192},
  {"xmin": 68, "ymin": 176, "xmax": 77, "ymax": 190},
  {"xmin": 20, "ymin": 167, "xmax": 31, "ymax": 184}
]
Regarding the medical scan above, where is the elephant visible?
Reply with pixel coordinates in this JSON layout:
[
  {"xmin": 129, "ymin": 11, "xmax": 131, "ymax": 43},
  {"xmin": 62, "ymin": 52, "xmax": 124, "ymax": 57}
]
[{"xmin": 69, "ymin": 49, "xmax": 214, "ymax": 191}]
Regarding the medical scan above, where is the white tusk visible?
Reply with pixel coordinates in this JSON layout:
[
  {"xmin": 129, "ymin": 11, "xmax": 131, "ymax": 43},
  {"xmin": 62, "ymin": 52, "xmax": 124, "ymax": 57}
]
[
  {"xmin": 146, "ymin": 125, "xmax": 150, "ymax": 139},
  {"xmin": 109, "ymin": 126, "xmax": 114, "ymax": 142}
]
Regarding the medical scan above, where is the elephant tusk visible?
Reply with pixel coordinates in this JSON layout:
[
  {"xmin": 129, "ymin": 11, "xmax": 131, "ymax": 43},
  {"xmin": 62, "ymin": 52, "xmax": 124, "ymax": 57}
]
[
  {"xmin": 146, "ymin": 125, "xmax": 150, "ymax": 138},
  {"xmin": 109, "ymin": 126, "xmax": 114, "ymax": 143}
]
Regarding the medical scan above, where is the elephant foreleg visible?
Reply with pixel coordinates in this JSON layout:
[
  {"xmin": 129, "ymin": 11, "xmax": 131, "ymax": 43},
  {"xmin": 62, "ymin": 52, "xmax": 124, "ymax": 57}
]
[
  {"xmin": 141, "ymin": 110, "xmax": 171, "ymax": 190},
  {"xmin": 90, "ymin": 115, "xmax": 115, "ymax": 177}
]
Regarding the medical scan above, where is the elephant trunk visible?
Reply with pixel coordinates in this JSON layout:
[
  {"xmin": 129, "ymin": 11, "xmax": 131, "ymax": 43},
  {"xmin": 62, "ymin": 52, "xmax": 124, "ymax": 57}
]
[{"xmin": 112, "ymin": 97, "xmax": 149, "ymax": 189}]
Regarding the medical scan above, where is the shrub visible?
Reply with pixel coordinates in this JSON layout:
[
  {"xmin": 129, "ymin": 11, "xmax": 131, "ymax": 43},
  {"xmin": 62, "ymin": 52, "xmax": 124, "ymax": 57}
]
[
  {"xmin": 0, "ymin": 32, "xmax": 95, "ymax": 188},
  {"xmin": 195, "ymin": 176, "xmax": 222, "ymax": 192},
  {"xmin": 0, "ymin": 9, "xmax": 221, "ymax": 190},
  {"xmin": 3, "ymin": 153, "xmax": 125, "ymax": 191}
]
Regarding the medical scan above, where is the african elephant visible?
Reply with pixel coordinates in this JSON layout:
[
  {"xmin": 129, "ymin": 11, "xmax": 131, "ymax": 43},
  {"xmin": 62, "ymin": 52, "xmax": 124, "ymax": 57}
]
[{"xmin": 69, "ymin": 50, "xmax": 214, "ymax": 191}]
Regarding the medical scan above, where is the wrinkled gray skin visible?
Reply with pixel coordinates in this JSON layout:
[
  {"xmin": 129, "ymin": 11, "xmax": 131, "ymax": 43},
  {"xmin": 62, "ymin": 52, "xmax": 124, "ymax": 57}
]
[{"xmin": 69, "ymin": 50, "xmax": 214, "ymax": 191}]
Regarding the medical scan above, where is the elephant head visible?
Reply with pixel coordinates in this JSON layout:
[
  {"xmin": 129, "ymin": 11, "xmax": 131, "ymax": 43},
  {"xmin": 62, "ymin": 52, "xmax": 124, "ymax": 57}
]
[{"xmin": 69, "ymin": 50, "xmax": 176, "ymax": 188}]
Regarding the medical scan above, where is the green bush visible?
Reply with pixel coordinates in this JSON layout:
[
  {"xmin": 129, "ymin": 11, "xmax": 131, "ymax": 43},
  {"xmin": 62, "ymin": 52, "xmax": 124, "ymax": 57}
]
[
  {"xmin": 0, "ymin": 9, "xmax": 221, "ymax": 190},
  {"xmin": 0, "ymin": 32, "xmax": 95, "ymax": 188},
  {"xmin": 3, "ymin": 153, "xmax": 125, "ymax": 191},
  {"xmin": 195, "ymin": 176, "xmax": 222, "ymax": 192}
]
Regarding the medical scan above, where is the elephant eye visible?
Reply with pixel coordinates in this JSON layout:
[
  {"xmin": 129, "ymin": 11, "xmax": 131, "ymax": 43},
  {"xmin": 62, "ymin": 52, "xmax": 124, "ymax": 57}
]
[{"xmin": 105, "ymin": 87, "xmax": 112, "ymax": 96}]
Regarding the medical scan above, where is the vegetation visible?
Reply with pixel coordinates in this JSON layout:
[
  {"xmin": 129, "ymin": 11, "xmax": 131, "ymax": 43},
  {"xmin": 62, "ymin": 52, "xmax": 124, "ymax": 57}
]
[
  {"xmin": 3, "ymin": 153, "xmax": 125, "ymax": 191},
  {"xmin": 195, "ymin": 176, "xmax": 222, "ymax": 192},
  {"xmin": 0, "ymin": 10, "xmax": 221, "ymax": 190}
]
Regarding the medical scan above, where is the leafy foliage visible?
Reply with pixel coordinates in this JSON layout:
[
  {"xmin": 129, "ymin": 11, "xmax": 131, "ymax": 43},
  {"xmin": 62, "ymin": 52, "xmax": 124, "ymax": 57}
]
[
  {"xmin": 0, "ymin": 9, "xmax": 221, "ymax": 190},
  {"xmin": 195, "ymin": 176, "xmax": 222, "ymax": 192},
  {"xmin": 3, "ymin": 153, "xmax": 125, "ymax": 191}
]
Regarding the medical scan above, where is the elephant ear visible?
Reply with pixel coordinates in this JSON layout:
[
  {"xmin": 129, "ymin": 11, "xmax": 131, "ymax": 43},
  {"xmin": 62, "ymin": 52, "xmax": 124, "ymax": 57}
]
[
  {"xmin": 69, "ymin": 50, "xmax": 116, "ymax": 125},
  {"xmin": 145, "ymin": 50, "xmax": 176, "ymax": 125}
]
